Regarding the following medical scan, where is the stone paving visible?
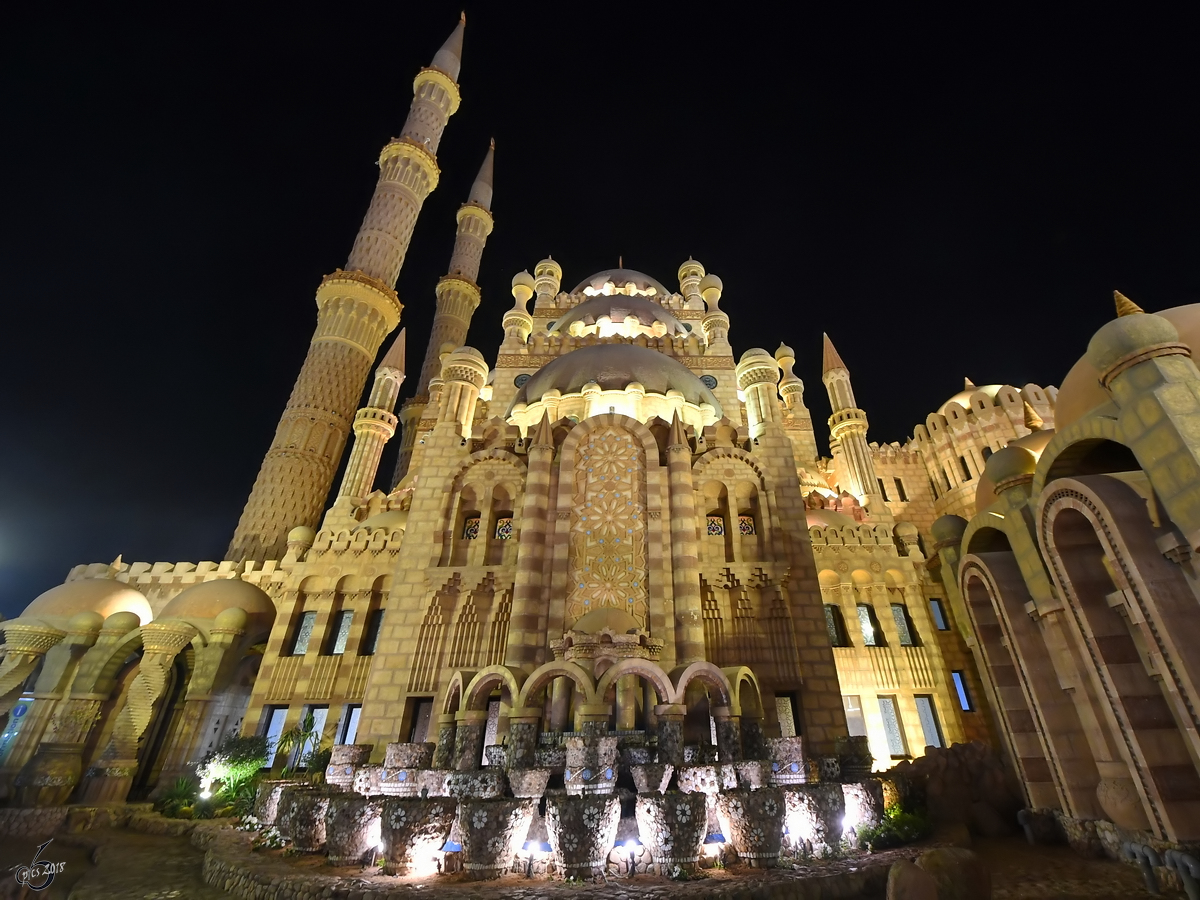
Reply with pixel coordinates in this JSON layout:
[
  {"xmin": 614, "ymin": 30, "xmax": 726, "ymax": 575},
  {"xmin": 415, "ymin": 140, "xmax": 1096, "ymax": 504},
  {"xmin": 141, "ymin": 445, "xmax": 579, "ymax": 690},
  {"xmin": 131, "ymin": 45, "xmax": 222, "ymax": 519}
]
[{"xmin": 0, "ymin": 819, "xmax": 1192, "ymax": 899}]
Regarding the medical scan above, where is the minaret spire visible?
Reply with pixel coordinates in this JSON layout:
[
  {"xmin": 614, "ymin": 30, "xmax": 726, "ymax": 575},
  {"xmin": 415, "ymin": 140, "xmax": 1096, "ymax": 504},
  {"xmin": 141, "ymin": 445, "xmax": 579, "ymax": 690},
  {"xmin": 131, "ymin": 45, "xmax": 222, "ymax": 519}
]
[
  {"xmin": 227, "ymin": 17, "xmax": 465, "ymax": 561},
  {"xmin": 392, "ymin": 141, "xmax": 497, "ymax": 485},
  {"xmin": 821, "ymin": 333, "xmax": 888, "ymax": 517}
]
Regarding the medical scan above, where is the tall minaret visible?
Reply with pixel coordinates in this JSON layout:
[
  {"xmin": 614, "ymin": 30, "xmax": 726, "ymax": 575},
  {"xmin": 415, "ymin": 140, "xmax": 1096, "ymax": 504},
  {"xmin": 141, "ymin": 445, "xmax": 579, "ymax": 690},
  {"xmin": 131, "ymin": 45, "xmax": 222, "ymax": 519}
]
[
  {"xmin": 227, "ymin": 17, "xmax": 466, "ymax": 561},
  {"xmin": 822, "ymin": 333, "xmax": 889, "ymax": 516},
  {"xmin": 391, "ymin": 142, "xmax": 495, "ymax": 485},
  {"xmin": 332, "ymin": 329, "xmax": 406, "ymax": 512}
]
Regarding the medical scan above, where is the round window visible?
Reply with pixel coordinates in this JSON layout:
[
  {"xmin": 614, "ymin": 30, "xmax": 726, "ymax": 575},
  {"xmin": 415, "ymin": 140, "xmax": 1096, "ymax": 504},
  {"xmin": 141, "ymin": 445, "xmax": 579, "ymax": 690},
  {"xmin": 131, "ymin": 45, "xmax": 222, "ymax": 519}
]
[
  {"xmin": 514, "ymin": 373, "xmax": 531, "ymax": 388},
  {"xmin": 700, "ymin": 374, "xmax": 718, "ymax": 390}
]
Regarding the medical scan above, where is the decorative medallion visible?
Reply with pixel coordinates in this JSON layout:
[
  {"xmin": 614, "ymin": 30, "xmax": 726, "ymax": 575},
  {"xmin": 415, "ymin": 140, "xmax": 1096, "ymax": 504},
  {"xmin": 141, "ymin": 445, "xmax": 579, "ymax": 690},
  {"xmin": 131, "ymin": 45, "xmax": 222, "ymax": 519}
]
[
  {"xmin": 700, "ymin": 374, "xmax": 718, "ymax": 389},
  {"xmin": 514, "ymin": 373, "xmax": 531, "ymax": 388}
]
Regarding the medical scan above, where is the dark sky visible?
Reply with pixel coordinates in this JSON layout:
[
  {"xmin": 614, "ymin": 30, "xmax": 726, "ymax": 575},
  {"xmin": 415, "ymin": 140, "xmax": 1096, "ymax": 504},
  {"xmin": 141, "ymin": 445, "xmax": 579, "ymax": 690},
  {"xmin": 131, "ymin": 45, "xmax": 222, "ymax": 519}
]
[{"xmin": 2, "ymin": 3, "xmax": 1198, "ymax": 617}]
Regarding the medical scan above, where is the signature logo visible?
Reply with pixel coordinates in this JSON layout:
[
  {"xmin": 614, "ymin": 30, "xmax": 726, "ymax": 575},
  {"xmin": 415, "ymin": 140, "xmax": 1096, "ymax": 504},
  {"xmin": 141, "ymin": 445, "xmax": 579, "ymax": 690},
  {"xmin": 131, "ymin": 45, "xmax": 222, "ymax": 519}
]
[{"xmin": 13, "ymin": 839, "xmax": 66, "ymax": 891}]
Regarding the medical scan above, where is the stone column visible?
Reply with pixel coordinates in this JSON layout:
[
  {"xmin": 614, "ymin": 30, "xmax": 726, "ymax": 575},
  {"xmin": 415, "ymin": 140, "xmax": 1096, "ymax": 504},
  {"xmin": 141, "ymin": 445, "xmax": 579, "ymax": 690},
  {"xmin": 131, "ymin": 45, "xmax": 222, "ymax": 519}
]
[
  {"xmin": 505, "ymin": 707, "xmax": 541, "ymax": 769},
  {"xmin": 742, "ymin": 715, "xmax": 768, "ymax": 760},
  {"xmin": 504, "ymin": 413, "xmax": 555, "ymax": 673},
  {"xmin": 713, "ymin": 706, "xmax": 743, "ymax": 762},
  {"xmin": 431, "ymin": 713, "xmax": 457, "ymax": 770},
  {"xmin": 576, "ymin": 703, "xmax": 613, "ymax": 736},
  {"xmin": 615, "ymin": 675, "xmax": 639, "ymax": 732},
  {"xmin": 667, "ymin": 414, "xmax": 705, "ymax": 664},
  {"xmin": 655, "ymin": 704, "xmax": 687, "ymax": 766},
  {"xmin": 453, "ymin": 710, "xmax": 488, "ymax": 771},
  {"xmin": 549, "ymin": 676, "xmax": 573, "ymax": 733}
]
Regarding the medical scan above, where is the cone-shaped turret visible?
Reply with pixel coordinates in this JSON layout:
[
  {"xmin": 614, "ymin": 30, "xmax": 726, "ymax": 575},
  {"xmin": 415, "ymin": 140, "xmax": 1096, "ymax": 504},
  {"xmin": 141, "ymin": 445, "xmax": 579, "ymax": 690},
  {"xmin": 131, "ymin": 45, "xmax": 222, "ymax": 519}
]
[
  {"xmin": 530, "ymin": 411, "xmax": 555, "ymax": 449},
  {"xmin": 1115, "ymin": 290, "xmax": 1145, "ymax": 317},
  {"xmin": 822, "ymin": 333, "xmax": 848, "ymax": 374},
  {"xmin": 430, "ymin": 12, "xmax": 466, "ymax": 81},
  {"xmin": 468, "ymin": 139, "xmax": 495, "ymax": 210},
  {"xmin": 1023, "ymin": 401, "xmax": 1044, "ymax": 431},
  {"xmin": 379, "ymin": 327, "xmax": 406, "ymax": 374},
  {"xmin": 668, "ymin": 410, "xmax": 690, "ymax": 451}
]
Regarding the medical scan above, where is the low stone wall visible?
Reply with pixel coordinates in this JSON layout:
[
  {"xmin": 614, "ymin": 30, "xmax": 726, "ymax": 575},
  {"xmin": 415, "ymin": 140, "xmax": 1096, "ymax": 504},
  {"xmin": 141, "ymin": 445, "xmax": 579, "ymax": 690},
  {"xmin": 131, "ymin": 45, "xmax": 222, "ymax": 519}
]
[
  {"xmin": 0, "ymin": 805, "xmax": 70, "ymax": 837},
  {"xmin": 197, "ymin": 823, "xmax": 918, "ymax": 899},
  {"xmin": 0, "ymin": 802, "xmax": 154, "ymax": 837},
  {"xmin": 1053, "ymin": 809, "xmax": 1200, "ymax": 894}
]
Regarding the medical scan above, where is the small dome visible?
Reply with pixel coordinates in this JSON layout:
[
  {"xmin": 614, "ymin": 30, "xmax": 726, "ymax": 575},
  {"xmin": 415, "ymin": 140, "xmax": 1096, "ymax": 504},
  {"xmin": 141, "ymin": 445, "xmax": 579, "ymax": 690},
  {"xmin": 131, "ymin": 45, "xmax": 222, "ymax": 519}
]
[
  {"xmin": 1086, "ymin": 312, "xmax": 1179, "ymax": 373},
  {"xmin": 23, "ymin": 579, "xmax": 152, "ymax": 626},
  {"xmin": 213, "ymin": 607, "xmax": 249, "ymax": 632},
  {"xmin": 1057, "ymin": 304, "xmax": 1200, "ymax": 430},
  {"xmin": 158, "ymin": 579, "xmax": 275, "ymax": 627},
  {"xmin": 984, "ymin": 445, "xmax": 1038, "ymax": 489},
  {"xmin": 806, "ymin": 508, "xmax": 857, "ymax": 528},
  {"xmin": 570, "ymin": 606, "xmax": 641, "ymax": 635},
  {"xmin": 101, "ymin": 611, "xmax": 142, "ymax": 635},
  {"xmin": 571, "ymin": 268, "xmax": 672, "ymax": 298},
  {"xmin": 288, "ymin": 525, "xmax": 316, "ymax": 546},
  {"xmin": 931, "ymin": 515, "xmax": 968, "ymax": 545},
  {"xmin": 508, "ymin": 344, "xmax": 722, "ymax": 414},
  {"xmin": 939, "ymin": 384, "xmax": 1003, "ymax": 416},
  {"xmin": 550, "ymin": 294, "xmax": 689, "ymax": 337},
  {"xmin": 68, "ymin": 611, "xmax": 104, "ymax": 633},
  {"xmin": 356, "ymin": 509, "xmax": 409, "ymax": 532}
]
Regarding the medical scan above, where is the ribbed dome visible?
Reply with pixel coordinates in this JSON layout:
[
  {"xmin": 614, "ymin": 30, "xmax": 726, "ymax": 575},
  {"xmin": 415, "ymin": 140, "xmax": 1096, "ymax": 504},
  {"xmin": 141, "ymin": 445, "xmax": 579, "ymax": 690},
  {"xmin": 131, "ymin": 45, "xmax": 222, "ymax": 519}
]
[
  {"xmin": 550, "ymin": 294, "xmax": 689, "ymax": 336},
  {"xmin": 158, "ymin": 579, "xmax": 275, "ymax": 627},
  {"xmin": 571, "ymin": 269, "xmax": 672, "ymax": 297},
  {"xmin": 23, "ymin": 578, "xmax": 152, "ymax": 625},
  {"xmin": 508, "ymin": 344, "xmax": 721, "ymax": 413}
]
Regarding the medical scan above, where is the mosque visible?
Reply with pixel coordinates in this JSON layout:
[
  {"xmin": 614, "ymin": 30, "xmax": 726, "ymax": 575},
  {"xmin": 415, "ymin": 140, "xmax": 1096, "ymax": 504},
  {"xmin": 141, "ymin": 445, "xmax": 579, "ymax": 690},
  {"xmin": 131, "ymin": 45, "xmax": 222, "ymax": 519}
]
[{"xmin": 4, "ymin": 13, "xmax": 1200, "ymax": 854}]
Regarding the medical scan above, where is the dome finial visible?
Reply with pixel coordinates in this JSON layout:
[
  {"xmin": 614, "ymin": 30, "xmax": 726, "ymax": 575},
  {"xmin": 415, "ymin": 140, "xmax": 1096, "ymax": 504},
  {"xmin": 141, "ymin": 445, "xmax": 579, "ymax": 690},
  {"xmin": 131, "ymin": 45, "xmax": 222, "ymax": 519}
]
[
  {"xmin": 1115, "ymin": 290, "xmax": 1144, "ymax": 317},
  {"xmin": 1023, "ymin": 401, "xmax": 1044, "ymax": 431},
  {"xmin": 107, "ymin": 555, "xmax": 123, "ymax": 579},
  {"xmin": 964, "ymin": 376, "xmax": 976, "ymax": 390},
  {"xmin": 619, "ymin": 255, "xmax": 623, "ymax": 268}
]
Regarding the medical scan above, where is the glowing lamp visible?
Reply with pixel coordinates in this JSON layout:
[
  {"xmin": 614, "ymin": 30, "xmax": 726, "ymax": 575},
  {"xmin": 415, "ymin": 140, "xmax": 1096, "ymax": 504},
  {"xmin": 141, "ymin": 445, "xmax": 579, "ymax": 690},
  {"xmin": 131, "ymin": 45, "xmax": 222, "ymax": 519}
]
[
  {"xmin": 439, "ymin": 840, "xmax": 462, "ymax": 853},
  {"xmin": 199, "ymin": 790, "xmax": 212, "ymax": 799}
]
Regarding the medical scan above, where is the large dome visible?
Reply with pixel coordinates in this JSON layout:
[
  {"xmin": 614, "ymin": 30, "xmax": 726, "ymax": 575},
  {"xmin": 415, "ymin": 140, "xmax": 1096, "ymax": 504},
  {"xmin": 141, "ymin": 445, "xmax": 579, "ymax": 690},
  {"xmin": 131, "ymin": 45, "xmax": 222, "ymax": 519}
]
[
  {"xmin": 550, "ymin": 294, "xmax": 689, "ymax": 337},
  {"xmin": 509, "ymin": 344, "xmax": 722, "ymax": 413},
  {"xmin": 22, "ymin": 578, "xmax": 152, "ymax": 625},
  {"xmin": 570, "ymin": 268, "xmax": 672, "ymax": 298},
  {"xmin": 939, "ymin": 384, "xmax": 1003, "ymax": 415},
  {"xmin": 1056, "ymin": 305, "xmax": 1200, "ymax": 430}
]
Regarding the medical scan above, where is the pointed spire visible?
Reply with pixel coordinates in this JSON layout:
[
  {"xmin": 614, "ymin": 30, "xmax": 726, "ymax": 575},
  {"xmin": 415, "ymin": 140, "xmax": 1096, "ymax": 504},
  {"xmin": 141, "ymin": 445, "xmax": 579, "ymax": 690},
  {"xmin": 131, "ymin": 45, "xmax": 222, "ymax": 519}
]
[
  {"xmin": 467, "ymin": 140, "xmax": 494, "ymax": 210},
  {"xmin": 1115, "ymin": 290, "xmax": 1144, "ymax": 317},
  {"xmin": 822, "ymin": 333, "xmax": 847, "ymax": 374},
  {"xmin": 380, "ymin": 328, "xmax": 406, "ymax": 373},
  {"xmin": 668, "ymin": 410, "xmax": 690, "ymax": 452},
  {"xmin": 107, "ymin": 555, "xmax": 123, "ymax": 579},
  {"xmin": 530, "ymin": 411, "xmax": 555, "ymax": 449},
  {"xmin": 1023, "ymin": 401, "xmax": 1044, "ymax": 431},
  {"xmin": 964, "ymin": 377, "xmax": 976, "ymax": 390},
  {"xmin": 430, "ymin": 12, "xmax": 466, "ymax": 81}
]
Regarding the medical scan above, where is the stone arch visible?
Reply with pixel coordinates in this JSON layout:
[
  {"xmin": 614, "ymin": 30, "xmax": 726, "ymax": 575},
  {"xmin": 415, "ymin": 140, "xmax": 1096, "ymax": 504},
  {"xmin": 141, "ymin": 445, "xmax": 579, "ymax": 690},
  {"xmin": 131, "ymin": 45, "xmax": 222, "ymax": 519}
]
[
  {"xmin": 595, "ymin": 658, "xmax": 672, "ymax": 707},
  {"xmin": 1038, "ymin": 474, "xmax": 1200, "ymax": 840},
  {"xmin": 959, "ymin": 552, "xmax": 1098, "ymax": 817},
  {"xmin": 722, "ymin": 666, "xmax": 763, "ymax": 718},
  {"xmin": 73, "ymin": 628, "xmax": 145, "ymax": 696},
  {"xmin": 463, "ymin": 665, "xmax": 523, "ymax": 712},
  {"xmin": 1032, "ymin": 415, "xmax": 1128, "ymax": 495},
  {"xmin": 515, "ymin": 660, "xmax": 597, "ymax": 710},
  {"xmin": 443, "ymin": 669, "xmax": 474, "ymax": 715},
  {"xmin": 672, "ymin": 660, "xmax": 734, "ymax": 709}
]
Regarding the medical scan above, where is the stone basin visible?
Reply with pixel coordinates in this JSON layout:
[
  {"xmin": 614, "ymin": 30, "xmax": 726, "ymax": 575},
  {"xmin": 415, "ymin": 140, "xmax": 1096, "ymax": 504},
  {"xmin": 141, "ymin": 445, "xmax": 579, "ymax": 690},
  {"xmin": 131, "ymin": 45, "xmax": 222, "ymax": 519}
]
[
  {"xmin": 385, "ymin": 742, "xmax": 434, "ymax": 769},
  {"xmin": 380, "ymin": 796, "xmax": 457, "ymax": 875},
  {"xmin": 630, "ymin": 763, "xmax": 674, "ymax": 795},
  {"xmin": 252, "ymin": 780, "xmax": 310, "ymax": 825},
  {"xmin": 278, "ymin": 788, "xmax": 332, "ymax": 851},
  {"xmin": 457, "ymin": 798, "xmax": 536, "ymax": 880},
  {"xmin": 507, "ymin": 767, "xmax": 552, "ymax": 799},
  {"xmin": 715, "ymin": 787, "xmax": 784, "ymax": 868},
  {"xmin": 546, "ymin": 794, "xmax": 620, "ymax": 880},
  {"xmin": 446, "ymin": 769, "xmax": 506, "ymax": 799},
  {"xmin": 634, "ymin": 790, "xmax": 707, "ymax": 876},
  {"xmin": 325, "ymin": 794, "xmax": 382, "ymax": 866},
  {"xmin": 327, "ymin": 744, "xmax": 373, "ymax": 793}
]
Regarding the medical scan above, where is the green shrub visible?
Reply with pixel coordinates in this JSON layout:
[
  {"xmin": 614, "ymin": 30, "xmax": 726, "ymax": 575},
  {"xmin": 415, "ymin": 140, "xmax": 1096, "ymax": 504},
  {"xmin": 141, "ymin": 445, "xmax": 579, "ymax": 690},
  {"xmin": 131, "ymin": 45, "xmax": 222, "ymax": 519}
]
[
  {"xmin": 198, "ymin": 734, "xmax": 270, "ymax": 792},
  {"xmin": 154, "ymin": 777, "xmax": 198, "ymax": 818},
  {"xmin": 856, "ymin": 804, "xmax": 932, "ymax": 851},
  {"xmin": 224, "ymin": 777, "xmax": 261, "ymax": 817}
]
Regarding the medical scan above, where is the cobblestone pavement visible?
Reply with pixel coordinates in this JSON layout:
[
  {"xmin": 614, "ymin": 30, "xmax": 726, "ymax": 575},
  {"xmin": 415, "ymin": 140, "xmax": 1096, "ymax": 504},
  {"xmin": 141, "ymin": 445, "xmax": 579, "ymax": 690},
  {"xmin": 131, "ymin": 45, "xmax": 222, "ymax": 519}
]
[{"xmin": 0, "ymin": 828, "xmax": 1190, "ymax": 899}]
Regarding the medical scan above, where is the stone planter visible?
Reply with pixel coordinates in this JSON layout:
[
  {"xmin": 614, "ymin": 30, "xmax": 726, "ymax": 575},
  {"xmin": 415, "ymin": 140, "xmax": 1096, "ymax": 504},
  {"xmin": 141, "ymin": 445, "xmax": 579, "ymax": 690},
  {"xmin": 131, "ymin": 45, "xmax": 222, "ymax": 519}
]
[
  {"xmin": 278, "ymin": 788, "xmax": 332, "ymax": 851},
  {"xmin": 352, "ymin": 765, "xmax": 383, "ymax": 796},
  {"xmin": 676, "ymin": 764, "xmax": 735, "ymax": 795},
  {"xmin": 326, "ymin": 744, "xmax": 373, "ymax": 792},
  {"xmin": 380, "ymin": 796, "xmax": 457, "ymax": 875},
  {"xmin": 734, "ymin": 760, "xmax": 770, "ymax": 790},
  {"xmin": 253, "ymin": 779, "xmax": 309, "ymax": 825},
  {"xmin": 457, "ymin": 798, "xmax": 536, "ymax": 880},
  {"xmin": 630, "ymin": 763, "xmax": 674, "ymax": 795},
  {"xmin": 836, "ymin": 735, "xmax": 873, "ymax": 781},
  {"xmin": 767, "ymin": 737, "xmax": 807, "ymax": 786},
  {"xmin": 418, "ymin": 769, "xmax": 451, "ymax": 797},
  {"xmin": 683, "ymin": 744, "xmax": 720, "ymax": 764},
  {"xmin": 715, "ymin": 787, "xmax": 784, "ymax": 868},
  {"xmin": 782, "ymin": 784, "xmax": 844, "ymax": 855},
  {"xmin": 536, "ymin": 747, "xmax": 566, "ymax": 769},
  {"xmin": 13, "ymin": 743, "xmax": 84, "ymax": 808},
  {"xmin": 446, "ymin": 769, "xmax": 506, "ymax": 799},
  {"xmin": 385, "ymin": 742, "xmax": 434, "ymax": 769},
  {"xmin": 325, "ymin": 794, "xmax": 383, "ymax": 866},
  {"xmin": 635, "ymin": 791, "xmax": 708, "ymax": 875},
  {"xmin": 564, "ymin": 734, "xmax": 619, "ymax": 796},
  {"xmin": 841, "ymin": 780, "xmax": 885, "ymax": 834},
  {"xmin": 507, "ymin": 767, "xmax": 551, "ymax": 799},
  {"xmin": 622, "ymin": 746, "xmax": 652, "ymax": 766},
  {"xmin": 546, "ymin": 794, "xmax": 620, "ymax": 880},
  {"xmin": 377, "ymin": 768, "xmax": 420, "ymax": 796},
  {"xmin": 484, "ymin": 745, "xmax": 507, "ymax": 768}
]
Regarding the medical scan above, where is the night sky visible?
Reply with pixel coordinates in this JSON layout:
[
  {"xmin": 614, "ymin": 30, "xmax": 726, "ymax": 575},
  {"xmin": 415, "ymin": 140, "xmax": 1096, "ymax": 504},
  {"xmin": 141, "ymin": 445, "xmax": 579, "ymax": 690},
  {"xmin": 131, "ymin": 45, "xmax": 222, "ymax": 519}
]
[{"xmin": 2, "ymin": 4, "xmax": 1198, "ymax": 618}]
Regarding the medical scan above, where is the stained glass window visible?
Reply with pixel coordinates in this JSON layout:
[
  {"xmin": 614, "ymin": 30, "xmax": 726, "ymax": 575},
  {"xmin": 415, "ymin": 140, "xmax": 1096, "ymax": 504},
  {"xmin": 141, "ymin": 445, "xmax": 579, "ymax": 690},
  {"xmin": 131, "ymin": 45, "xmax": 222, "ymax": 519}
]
[
  {"xmin": 329, "ymin": 610, "xmax": 353, "ymax": 655},
  {"xmin": 738, "ymin": 515, "xmax": 756, "ymax": 535},
  {"xmin": 291, "ymin": 611, "xmax": 317, "ymax": 655},
  {"xmin": 706, "ymin": 516, "xmax": 725, "ymax": 536},
  {"xmin": 857, "ymin": 605, "xmax": 879, "ymax": 646},
  {"xmin": 891, "ymin": 604, "xmax": 915, "ymax": 646},
  {"xmin": 878, "ymin": 696, "xmax": 907, "ymax": 757},
  {"xmin": 825, "ymin": 605, "xmax": 847, "ymax": 646},
  {"xmin": 462, "ymin": 517, "xmax": 480, "ymax": 539},
  {"xmin": 494, "ymin": 517, "xmax": 513, "ymax": 540},
  {"xmin": 775, "ymin": 695, "xmax": 796, "ymax": 738}
]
